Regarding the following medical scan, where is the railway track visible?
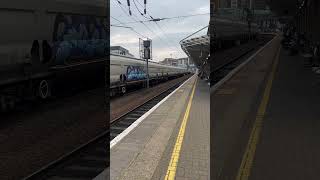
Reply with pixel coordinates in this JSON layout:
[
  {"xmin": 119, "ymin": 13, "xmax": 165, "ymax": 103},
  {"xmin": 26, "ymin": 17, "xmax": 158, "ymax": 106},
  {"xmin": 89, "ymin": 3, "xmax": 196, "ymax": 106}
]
[
  {"xmin": 110, "ymin": 75, "xmax": 191, "ymax": 122},
  {"xmin": 110, "ymin": 74, "xmax": 191, "ymax": 140},
  {"xmin": 110, "ymin": 81, "xmax": 183, "ymax": 140},
  {"xmin": 23, "ymin": 131, "xmax": 108, "ymax": 180},
  {"xmin": 22, "ymin": 75, "xmax": 190, "ymax": 180},
  {"xmin": 211, "ymin": 35, "xmax": 274, "ymax": 85}
]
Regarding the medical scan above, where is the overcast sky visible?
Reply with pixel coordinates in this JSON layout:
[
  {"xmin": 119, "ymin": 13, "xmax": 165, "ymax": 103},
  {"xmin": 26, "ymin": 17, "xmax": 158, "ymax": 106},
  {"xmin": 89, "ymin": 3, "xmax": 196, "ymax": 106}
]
[{"xmin": 110, "ymin": 0, "xmax": 210, "ymax": 61}]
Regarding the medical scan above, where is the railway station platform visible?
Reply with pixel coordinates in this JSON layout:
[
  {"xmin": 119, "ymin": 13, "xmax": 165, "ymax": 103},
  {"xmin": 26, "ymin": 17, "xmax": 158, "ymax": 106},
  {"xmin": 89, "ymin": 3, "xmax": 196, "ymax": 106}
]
[
  {"xmin": 108, "ymin": 74, "xmax": 210, "ymax": 180},
  {"xmin": 212, "ymin": 33, "xmax": 320, "ymax": 180}
]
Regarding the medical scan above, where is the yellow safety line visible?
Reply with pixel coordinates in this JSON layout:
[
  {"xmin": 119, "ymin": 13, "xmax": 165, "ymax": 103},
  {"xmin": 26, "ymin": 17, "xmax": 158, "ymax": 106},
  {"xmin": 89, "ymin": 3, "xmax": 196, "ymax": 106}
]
[
  {"xmin": 164, "ymin": 76, "xmax": 198, "ymax": 180},
  {"xmin": 236, "ymin": 45, "xmax": 281, "ymax": 180}
]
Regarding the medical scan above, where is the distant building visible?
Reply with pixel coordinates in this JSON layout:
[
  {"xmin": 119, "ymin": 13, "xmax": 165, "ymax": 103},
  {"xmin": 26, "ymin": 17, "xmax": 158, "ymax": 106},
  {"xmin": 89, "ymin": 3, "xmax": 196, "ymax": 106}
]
[
  {"xmin": 110, "ymin": 46, "xmax": 134, "ymax": 58},
  {"xmin": 160, "ymin": 57, "xmax": 195, "ymax": 68}
]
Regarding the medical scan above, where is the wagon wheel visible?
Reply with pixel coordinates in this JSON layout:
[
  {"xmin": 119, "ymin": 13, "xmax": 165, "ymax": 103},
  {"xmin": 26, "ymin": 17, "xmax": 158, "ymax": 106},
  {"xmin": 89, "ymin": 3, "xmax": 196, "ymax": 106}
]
[
  {"xmin": 121, "ymin": 86, "xmax": 126, "ymax": 94},
  {"xmin": 38, "ymin": 80, "xmax": 51, "ymax": 99}
]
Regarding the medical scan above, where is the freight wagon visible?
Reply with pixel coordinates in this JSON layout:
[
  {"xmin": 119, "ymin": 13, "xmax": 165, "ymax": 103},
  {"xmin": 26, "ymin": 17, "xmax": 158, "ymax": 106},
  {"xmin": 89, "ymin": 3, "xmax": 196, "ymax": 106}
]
[
  {"xmin": 110, "ymin": 54, "xmax": 189, "ymax": 96},
  {"xmin": 0, "ymin": 0, "xmax": 107, "ymax": 111}
]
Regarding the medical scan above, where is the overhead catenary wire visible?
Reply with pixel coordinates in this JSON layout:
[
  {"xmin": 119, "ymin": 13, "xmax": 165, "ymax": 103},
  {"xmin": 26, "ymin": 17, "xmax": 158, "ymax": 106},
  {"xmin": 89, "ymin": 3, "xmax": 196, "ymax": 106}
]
[
  {"xmin": 126, "ymin": 0, "xmax": 132, "ymax": 15},
  {"xmin": 113, "ymin": 0, "xmax": 209, "ymax": 59},
  {"xmin": 132, "ymin": 0, "xmax": 150, "ymax": 19},
  {"xmin": 154, "ymin": 21, "xmax": 177, "ymax": 47},
  {"xmin": 135, "ymin": 0, "xmax": 148, "ymax": 15},
  {"xmin": 115, "ymin": 0, "xmax": 154, "ymax": 37},
  {"xmin": 114, "ymin": 0, "xmax": 133, "ymax": 17},
  {"xmin": 133, "ymin": 0, "xmax": 189, "ymax": 53},
  {"xmin": 110, "ymin": 17, "xmax": 179, "ymax": 50},
  {"xmin": 111, "ymin": 16, "xmax": 148, "ymax": 38},
  {"xmin": 115, "ymin": 0, "xmax": 178, "ymax": 53},
  {"xmin": 111, "ymin": 13, "xmax": 210, "ymax": 26}
]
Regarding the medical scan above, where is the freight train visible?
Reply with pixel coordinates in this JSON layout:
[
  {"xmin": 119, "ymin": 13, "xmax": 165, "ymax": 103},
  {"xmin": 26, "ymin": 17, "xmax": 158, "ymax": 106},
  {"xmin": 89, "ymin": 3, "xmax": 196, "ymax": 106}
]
[
  {"xmin": 110, "ymin": 54, "xmax": 189, "ymax": 96},
  {"xmin": 0, "ymin": 0, "xmax": 107, "ymax": 111}
]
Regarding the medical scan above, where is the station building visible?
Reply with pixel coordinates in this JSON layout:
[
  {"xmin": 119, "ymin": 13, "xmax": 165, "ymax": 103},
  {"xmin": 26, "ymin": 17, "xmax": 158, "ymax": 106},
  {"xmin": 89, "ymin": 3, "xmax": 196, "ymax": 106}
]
[{"xmin": 110, "ymin": 46, "xmax": 135, "ymax": 58}]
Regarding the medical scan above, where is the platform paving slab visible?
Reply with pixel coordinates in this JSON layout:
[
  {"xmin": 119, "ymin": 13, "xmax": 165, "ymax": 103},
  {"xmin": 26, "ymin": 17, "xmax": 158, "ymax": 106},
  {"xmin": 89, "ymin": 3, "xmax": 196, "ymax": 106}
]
[
  {"xmin": 211, "ymin": 35, "xmax": 281, "ymax": 179},
  {"xmin": 248, "ymin": 47, "xmax": 320, "ymax": 180},
  {"xmin": 150, "ymin": 79, "xmax": 210, "ymax": 180},
  {"xmin": 110, "ymin": 75, "xmax": 197, "ymax": 180}
]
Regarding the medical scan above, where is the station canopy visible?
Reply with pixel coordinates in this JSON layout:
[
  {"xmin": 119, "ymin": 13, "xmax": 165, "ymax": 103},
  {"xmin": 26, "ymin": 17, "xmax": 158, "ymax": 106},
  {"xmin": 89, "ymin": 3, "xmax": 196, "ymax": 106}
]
[{"xmin": 180, "ymin": 26, "xmax": 210, "ymax": 78}]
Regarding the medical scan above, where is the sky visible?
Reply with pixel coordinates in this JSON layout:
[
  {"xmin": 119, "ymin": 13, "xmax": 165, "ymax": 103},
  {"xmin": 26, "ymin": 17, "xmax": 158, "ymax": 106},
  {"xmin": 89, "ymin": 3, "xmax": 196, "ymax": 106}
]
[{"xmin": 110, "ymin": 0, "xmax": 210, "ymax": 62}]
